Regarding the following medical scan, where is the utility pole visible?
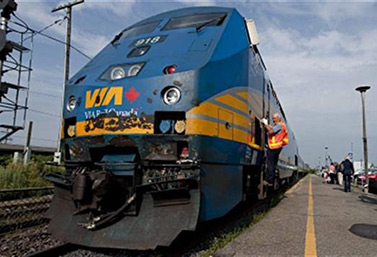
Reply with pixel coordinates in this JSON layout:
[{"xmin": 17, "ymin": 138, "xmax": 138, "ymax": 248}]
[
  {"xmin": 23, "ymin": 121, "xmax": 32, "ymax": 165},
  {"xmin": 52, "ymin": 0, "xmax": 84, "ymax": 163},
  {"xmin": 355, "ymin": 85, "xmax": 371, "ymax": 192}
]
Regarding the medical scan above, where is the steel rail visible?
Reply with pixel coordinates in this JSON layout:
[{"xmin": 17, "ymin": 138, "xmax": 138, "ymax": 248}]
[{"xmin": 0, "ymin": 186, "xmax": 53, "ymax": 193}]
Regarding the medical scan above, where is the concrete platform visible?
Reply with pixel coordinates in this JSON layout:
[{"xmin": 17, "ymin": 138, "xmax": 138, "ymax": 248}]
[{"xmin": 215, "ymin": 174, "xmax": 377, "ymax": 257}]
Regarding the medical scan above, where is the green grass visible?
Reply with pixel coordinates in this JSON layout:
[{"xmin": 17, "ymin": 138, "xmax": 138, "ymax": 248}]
[{"xmin": 198, "ymin": 211, "xmax": 267, "ymax": 257}]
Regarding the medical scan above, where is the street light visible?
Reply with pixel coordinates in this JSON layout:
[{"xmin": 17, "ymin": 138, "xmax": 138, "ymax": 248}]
[
  {"xmin": 355, "ymin": 85, "xmax": 371, "ymax": 192},
  {"xmin": 325, "ymin": 146, "xmax": 328, "ymax": 166}
]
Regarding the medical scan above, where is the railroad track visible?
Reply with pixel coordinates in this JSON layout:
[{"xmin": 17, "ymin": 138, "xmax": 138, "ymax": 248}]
[{"xmin": 0, "ymin": 187, "xmax": 53, "ymax": 234}]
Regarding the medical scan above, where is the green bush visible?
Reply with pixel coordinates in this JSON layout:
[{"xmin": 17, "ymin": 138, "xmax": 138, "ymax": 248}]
[
  {"xmin": 307, "ymin": 168, "xmax": 317, "ymax": 174},
  {"xmin": 0, "ymin": 155, "xmax": 65, "ymax": 189},
  {"xmin": 0, "ymin": 154, "xmax": 12, "ymax": 167}
]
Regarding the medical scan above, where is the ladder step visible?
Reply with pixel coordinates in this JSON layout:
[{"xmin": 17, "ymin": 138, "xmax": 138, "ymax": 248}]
[
  {"xmin": 0, "ymin": 82, "xmax": 27, "ymax": 90},
  {"xmin": 0, "ymin": 125, "xmax": 23, "ymax": 130},
  {"xmin": 8, "ymin": 40, "xmax": 30, "ymax": 52}
]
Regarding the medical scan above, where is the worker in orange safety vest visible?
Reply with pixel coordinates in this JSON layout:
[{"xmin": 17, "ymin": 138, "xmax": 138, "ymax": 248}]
[{"xmin": 261, "ymin": 112, "xmax": 289, "ymax": 186}]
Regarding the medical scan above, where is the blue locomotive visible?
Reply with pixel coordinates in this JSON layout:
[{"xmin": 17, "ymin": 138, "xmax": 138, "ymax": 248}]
[{"xmin": 47, "ymin": 6, "xmax": 304, "ymax": 250}]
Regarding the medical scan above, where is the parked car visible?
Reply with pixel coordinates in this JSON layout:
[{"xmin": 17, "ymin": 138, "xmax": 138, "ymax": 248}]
[
  {"xmin": 368, "ymin": 172, "xmax": 377, "ymax": 194},
  {"xmin": 357, "ymin": 169, "xmax": 377, "ymax": 185},
  {"xmin": 353, "ymin": 171, "xmax": 365, "ymax": 184},
  {"xmin": 353, "ymin": 170, "xmax": 364, "ymax": 183}
]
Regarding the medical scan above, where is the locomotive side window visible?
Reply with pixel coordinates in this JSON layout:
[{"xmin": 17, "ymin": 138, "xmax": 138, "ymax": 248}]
[
  {"xmin": 121, "ymin": 20, "xmax": 160, "ymax": 39},
  {"xmin": 162, "ymin": 13, "xmax": 227, "ymax": 31}
]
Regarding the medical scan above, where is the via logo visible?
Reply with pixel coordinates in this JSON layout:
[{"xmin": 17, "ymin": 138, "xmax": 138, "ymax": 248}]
[{"xmin": 85, "ymin": 87, "xmax": 140, "ymax": 109}]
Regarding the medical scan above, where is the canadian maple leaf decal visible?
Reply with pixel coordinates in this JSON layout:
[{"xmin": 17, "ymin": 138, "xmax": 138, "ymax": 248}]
[{"xmin": 125, "ymin": 87, "xmax": 140, "ymax": 103}]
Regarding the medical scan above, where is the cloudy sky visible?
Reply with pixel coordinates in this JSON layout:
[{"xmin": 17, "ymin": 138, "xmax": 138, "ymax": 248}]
[{"xmin": 2, "ymin": 0, "xmax": 377, "ymax": 167}]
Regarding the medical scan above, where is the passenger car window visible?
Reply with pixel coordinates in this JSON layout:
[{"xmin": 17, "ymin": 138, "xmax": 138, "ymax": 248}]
[
  {"xmin": 162, "ymin": 13, "xmax": 227, "ymax": 31},
  {"xmin": 122, "ymin": 20, "xmax": 160, "ymax": 39}
]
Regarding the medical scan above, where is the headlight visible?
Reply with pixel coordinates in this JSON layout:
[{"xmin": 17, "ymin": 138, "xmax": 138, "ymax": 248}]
[
  {"xmin": 162, "ymin": 87, "xmax": 181, "ymax": 105},
  {"xmin": 110, "ymin": 67, "xmax": 125, "ymax": 80},
  {"xmin": 66, "ymin": 95, "xmax": 76, "ymax": 112},
  {"xmin": 99, "ymin": 63, "xmax": 145, "ymax": 81},
  {"xmin": 128, "ymin": 64, "xmax": 142, "ymax": 77}
]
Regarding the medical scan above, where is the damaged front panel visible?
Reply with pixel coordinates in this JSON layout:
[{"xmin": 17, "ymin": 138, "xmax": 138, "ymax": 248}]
[
  {"xmin": 83, "ymin": 111, "xmax": 154, "ymax": 134},
  {"xmin": 47, "ymin": 130, "xmax": 201, "ymax": 249},
  {"xmin": 63, "ymin": 133, "xmax": 195, "ymax": 163},
  {"xmin": 48, "ymin": 186, "xmax": 200, "ymax": 249},
  {"xmin": 47, "ymin": 158, "xmax": 201, "ymax": 249}
]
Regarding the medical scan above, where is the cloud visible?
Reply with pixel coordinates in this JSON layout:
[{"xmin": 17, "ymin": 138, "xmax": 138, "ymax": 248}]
[
  {"xmin": 77, "ymin": 0, "xmax": 137, "ymax": 18},
  {"xmin": 256, "ymin": 12, "xmax": 377, "ymax": 165},
  {"xmin": 172, "ymin": 0, "xmax": 216, "ymax": 6},
  {"xmin": 17, "ymin": 2, "xmax": 112, "ymax": 58},
  {"xmin": 315, "ymin": 3, "xmax": 375, "ymax": 24},
  {"xmin": 71, "ymin": 29, "xmax": 110, "ymax": 57}
]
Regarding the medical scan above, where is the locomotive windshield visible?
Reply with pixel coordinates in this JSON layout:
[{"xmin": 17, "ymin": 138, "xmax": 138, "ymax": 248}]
[
  {"xmin": 162, "ymin": 13, "xmax": 227, "ymax": 31},
  {"xmin": 122, "ymin": 20, "xmax": 160, "ymax": 39}
]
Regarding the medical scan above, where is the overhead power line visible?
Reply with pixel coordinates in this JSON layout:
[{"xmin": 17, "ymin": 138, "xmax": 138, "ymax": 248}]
[
  {"xmin": 35, "ymin": 30, "xmax": 91, "ymax": 60},
  {"xmin": 28, "ymin": 108, "xmax": 60, "ymax": 118},
  {"xmin": 23, "ymin": 16, "xmax": 67, "ymax": 41},
  {"xmin": 29, "ymin": 90, "xmax": 61, "ymax": 99},
  {"xmin": 10, "ymin": 13, "xmax": 92, "ymax": 60},
  {"xmin": 11, "ymin": 134, "xmax": 58, "ymax": 143},
  {"xmin": 12, "ymin": 13, "xmax": 29, "ymax": 31}
]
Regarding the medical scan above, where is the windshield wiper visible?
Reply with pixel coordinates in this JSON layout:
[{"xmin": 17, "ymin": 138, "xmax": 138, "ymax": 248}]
[
  {"xmin": 196, "ymin": 16, "xmax": 226, "ymax": 33},
  {"xmin": 111, "ymin": 32, "xmax": 123, "ymax": 45}
]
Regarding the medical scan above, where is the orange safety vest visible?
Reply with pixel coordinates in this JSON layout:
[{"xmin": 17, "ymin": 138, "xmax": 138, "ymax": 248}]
[{"xmin": 268, "ymin": 122, "xmax": 289, "ymax": 150}]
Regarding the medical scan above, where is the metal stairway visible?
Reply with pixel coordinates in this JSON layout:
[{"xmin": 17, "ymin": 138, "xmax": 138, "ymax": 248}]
[{"xmin": 0, "ymin": 21, "xmax": 33, "ymax": 143}]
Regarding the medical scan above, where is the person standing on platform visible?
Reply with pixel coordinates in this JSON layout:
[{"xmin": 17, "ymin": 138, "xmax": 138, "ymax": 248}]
[
  {"xmin": 336, "ymin": 162, "xmax": 343, "ymax": 186},
  {"xmin": 261, "ymin": 113, "xmax": 289, "ymax": 186},
  {"xmin": 329, "ymin": 163, "xmax": 336, "ymax": 184},
  {"xmin": 341, "ymin": 155, "xmax": 354, "ymax": 192}
]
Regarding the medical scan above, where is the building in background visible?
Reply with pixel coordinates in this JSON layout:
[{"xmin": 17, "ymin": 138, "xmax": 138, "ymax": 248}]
[{"xmin": 353, "ymin": 160, "xmax": 374, "ymax": 174}]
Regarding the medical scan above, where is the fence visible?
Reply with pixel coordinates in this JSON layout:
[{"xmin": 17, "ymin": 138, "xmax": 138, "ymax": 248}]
[{"xmin": 0, "ymin": 187, "xmax": 54, "ymax": 234}]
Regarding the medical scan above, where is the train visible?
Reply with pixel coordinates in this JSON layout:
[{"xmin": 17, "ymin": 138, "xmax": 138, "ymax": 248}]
[{"xmin": 46, "ymin": 6, "xmax": 305, "ymax": 250}]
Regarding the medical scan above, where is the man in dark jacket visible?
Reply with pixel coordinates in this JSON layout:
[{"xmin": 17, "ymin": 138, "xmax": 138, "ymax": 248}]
[{"xmin": 341, "ymin": 155, "xmax": 355, "ymax": 192}]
